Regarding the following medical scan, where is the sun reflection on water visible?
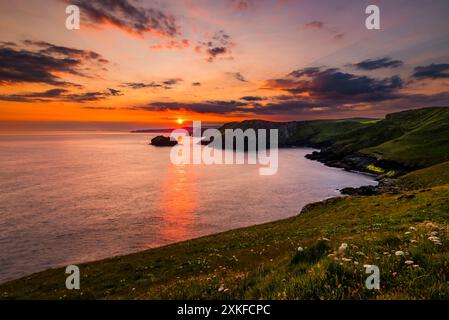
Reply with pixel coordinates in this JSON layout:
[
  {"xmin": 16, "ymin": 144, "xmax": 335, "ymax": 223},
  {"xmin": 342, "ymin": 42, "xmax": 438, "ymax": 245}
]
[{"xmin": 158, "ymin": 163, "xmax": 198, "ymax": 242}]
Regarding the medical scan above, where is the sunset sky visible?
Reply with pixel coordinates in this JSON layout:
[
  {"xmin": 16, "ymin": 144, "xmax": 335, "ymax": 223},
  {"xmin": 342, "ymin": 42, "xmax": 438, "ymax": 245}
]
[{"xmin": 1, "ymin": 0, "xmax": 449, "ymax": 130}]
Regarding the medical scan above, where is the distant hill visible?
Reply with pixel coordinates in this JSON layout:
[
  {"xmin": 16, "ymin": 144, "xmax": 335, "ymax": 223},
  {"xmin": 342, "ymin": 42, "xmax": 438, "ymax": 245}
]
[
  {"xmin": 310, "ymin": 107, "xmax": 449, "ymax": 171},
  {"xmin": 132, "ymin": 126, "xmax": 217, "ymax": 135},
  {"xmin": 216, "ymin": 107, "xmax": 449, "ymax": 174}
]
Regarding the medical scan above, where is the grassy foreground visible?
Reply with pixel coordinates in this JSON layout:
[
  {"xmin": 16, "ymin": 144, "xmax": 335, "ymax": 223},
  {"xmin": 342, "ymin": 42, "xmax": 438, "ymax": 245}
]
[{"xmin": 1, "ymin": 162, "xmax": 449, "ymax": 300}]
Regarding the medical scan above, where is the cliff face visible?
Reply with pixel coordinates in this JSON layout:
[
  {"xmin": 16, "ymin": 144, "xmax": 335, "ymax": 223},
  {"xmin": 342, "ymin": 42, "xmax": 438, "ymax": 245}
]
[{"xmin": 217, "ymin": 120, "xmax": 299, "ymax": 147}]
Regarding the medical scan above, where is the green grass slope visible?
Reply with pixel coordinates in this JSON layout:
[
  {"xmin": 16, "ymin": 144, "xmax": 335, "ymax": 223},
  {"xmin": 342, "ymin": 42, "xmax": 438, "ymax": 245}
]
[
  {"xmin": 286, "ymin": 118, "xmax": 373, "ymax": 146},
  {"xmin": 326, "ymin": 107, "xmax": 449, "ymax": 168},
  {"xmin": 397, "ymin": 161, "xmax": 449, "ymax": 190},
  {"xmin": 218, "ymin": 107, "xmax": 449, "ymax": 170},
  {"xmin": 217, "ymin": 118, "xmax": 372, "ymax": 147},
  {"xmin": 362, "ymin": 108, "xmax": 449, "ymax": 167},
  {"xmin": 2, "ymin": 162, "xmax": 449, "ymax": 300}
]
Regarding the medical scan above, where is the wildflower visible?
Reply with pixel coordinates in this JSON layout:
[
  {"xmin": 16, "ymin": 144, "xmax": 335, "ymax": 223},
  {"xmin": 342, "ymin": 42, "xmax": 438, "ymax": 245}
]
[
  {"xmin": 297, "ymin": 247, "xmax": 304, "ymax": 252},
  {"xmin": 392, "ymin": 272, "xmax": 398, "ymax": 278},
  {"xmin": 218, "ymin": 284, "xmax": 225, "ymax": 292},
  {"xmin": 395, "ymin": 251, "xmax": 405, "ymax": 256},
  {"xmin": 339, "ymin": 243, "xmax": 348, "ymax": 252},
  {"xmin": 409, "ymin": 227, "xmax": 416, "ymax": 231},
  {"xmin": 404, "ymin": 260, "xmax": 414, "ymax": 266},
  {"xmin": 342, "ymin": 258, "xmax": 352, "ymax": 262}
]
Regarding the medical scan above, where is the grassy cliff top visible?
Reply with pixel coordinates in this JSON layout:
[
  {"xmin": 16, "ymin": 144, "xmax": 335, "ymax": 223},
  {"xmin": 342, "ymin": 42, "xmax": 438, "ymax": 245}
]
[{"xmin": 218, "ymin": 107, "xmax": 449, "ymax": 169}]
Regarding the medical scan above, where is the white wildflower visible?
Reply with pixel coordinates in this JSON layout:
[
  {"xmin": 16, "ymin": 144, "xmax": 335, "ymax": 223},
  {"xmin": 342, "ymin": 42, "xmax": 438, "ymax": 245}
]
[{"xmin": 339, "ymin": 243, "xmax": 348, "ymax": 252}]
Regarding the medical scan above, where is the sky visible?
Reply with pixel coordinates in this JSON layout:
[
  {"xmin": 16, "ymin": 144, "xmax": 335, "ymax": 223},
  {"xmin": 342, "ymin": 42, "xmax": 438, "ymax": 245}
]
[{"xmin": 0, "ymin": 0, "xmax": 449, "ymax": 130}]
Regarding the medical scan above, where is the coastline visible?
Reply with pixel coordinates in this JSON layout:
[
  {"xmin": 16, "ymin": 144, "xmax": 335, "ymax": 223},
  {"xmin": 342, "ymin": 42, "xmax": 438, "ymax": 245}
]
[
  {"xmin": 1, "ymin": 160, "xmax": 448, "ymax": 299},
  {"xmin": 3, "ymin": 107, "xmax": 449, "ymax": 298},
  {"xmin": 0, "ymin": 150, "xmax": 376, "ymax": 285}
]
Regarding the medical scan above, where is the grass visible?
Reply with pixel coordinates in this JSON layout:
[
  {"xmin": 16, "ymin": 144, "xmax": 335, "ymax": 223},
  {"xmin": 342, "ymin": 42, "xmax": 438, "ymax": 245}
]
[
  {"xmin": 337, "ymin": 107, "xmax": 449, "ymax": 168},
  {"xmin": 366, "ymin": 164, "xmax": 385, "ymax": 174},
  {"xmin": 220, "ymin": 107, "xmax": 449, "ymax": 169},
  {"xmin": 1, "ymin": 161, "xmax": 449, "ymax": 300},
  {"xmin": 286, "ymin": 118, "xmax": 373, "ymax": 146}
]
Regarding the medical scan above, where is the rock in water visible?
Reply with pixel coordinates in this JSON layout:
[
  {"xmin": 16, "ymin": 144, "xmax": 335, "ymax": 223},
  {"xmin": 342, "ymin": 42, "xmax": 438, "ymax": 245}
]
[
  {"xmin": 340, "ymin": 185, "xmax": 378, "ymax": 196},
  {"xmin": 150, "ymin": 135, "xmax": 178, "ymax": 147}
]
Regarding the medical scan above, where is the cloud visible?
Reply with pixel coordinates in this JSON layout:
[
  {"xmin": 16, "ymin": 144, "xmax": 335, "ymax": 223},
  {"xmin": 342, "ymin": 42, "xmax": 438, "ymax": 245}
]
[
  {"xmin": 0, "ymin": 41, "xmax": 107, "ymax": 86},
  {"xmin": 124, "ymin": 99, "xmax": 336, "ymax": 117},
  {"xmin": 0, "ymin": 46, "xmax": 78, "ymax": 86},
  {"xmin": 128, "ymin": 100, "xmax": 249, "ymax": 114},
  {"xmin": 413, "ymin": 63, "xmax": 449, "ymax": 79},
  {"xmin": 0, "ymin": 88, "xmax": 123, "ymax": 103},
  {"xmin": 192, "ymin": 82, "xmax": 201, "ymax": 86},
  {"xmin": 351, "ymin": 57, "xmax": 404, "ymax": 70},
  {"xmin": 267, "ymin": 67, "xmax": 404, "ymax": 103},
  {"xmin": 107, "ymin": 88, "xmax": 123, "ymax": 96},
  {"xmin": 64, "ymin": 0, "xmax": 179, "ymax": 37},
  {"xmin": 228, "ymin": 0, "xmax": 255, "ymax": 11},
  {"xmin": 304, "ymin": 21, "xmax": 324, "ymax": 29},
  {"xmin": 81, "ymin": 106, "xmax": 117, "ymax": 110},
  {"xmin": 228, "ymin": 72, "xmax": 247, "ymax": 82},
  {"xmin": 303, "ymin": 21, "xmax": 344, "ymax": 40},
  {"xmin": 122, "ymin": 79, "xmax": 183, "ymax": 90},
  {"xmin": 240, "ymin": 96, "xmax": 266, "ymax": 101},
  {"xmin": 0, "ymin": 89, "xmax": 69, "ymax": 102},
  {"xmin": 122, "ymin": 82, "xmax": 162, "ymax": 89},
  {"xmin": 150, "ymin": 39, "xmax": 189, "ymax": 50},
  {"xmin": 197, "ymin": 30, "xmax": 235, "ymax": 62},
  {"xmin": 163, "ymin": 78, "xmax": 183, "ymax": 86},
  {"xmin": 23, "ymin": 40, "xmax": 109, "ymax": 64}
]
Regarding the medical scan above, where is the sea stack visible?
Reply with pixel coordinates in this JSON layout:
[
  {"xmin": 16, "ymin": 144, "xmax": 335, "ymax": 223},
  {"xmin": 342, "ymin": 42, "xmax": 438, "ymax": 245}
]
[{"xmin": 150, "ymin": 135, "xmax": 178, "ymax": 147}]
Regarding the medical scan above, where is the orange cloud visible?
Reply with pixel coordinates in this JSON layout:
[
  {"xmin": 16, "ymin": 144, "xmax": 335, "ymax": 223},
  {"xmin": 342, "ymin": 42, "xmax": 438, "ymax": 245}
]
[{"xmin": 150, "ymin": 39, "xmax": 190, "ymax": 50}]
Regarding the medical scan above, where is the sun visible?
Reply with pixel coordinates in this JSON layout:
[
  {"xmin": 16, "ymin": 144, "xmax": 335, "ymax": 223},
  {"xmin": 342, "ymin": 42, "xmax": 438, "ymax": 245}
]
[{"xmin": 177, "ymin": 118, "xmax": 184, "ymax": 124}]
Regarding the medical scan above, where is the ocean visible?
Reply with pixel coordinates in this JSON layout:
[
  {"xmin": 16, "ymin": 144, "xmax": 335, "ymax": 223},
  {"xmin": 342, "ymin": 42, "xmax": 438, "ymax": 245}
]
[{"xmin": 0, "ymin": 132, "xmax": 376, "ymax": 283}]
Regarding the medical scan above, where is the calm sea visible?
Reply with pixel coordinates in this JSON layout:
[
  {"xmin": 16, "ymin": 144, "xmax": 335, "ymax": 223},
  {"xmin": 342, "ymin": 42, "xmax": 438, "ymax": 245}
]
[{"xmin": 0, "ymin": 132, "xmax": 376, "ymax": 283}]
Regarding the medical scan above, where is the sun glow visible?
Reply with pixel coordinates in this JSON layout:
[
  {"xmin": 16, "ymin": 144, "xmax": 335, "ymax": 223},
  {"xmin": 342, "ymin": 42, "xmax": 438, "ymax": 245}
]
[{"xmin": 177, "ymin": 118, "xmax": 184, "ymax": 124}]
